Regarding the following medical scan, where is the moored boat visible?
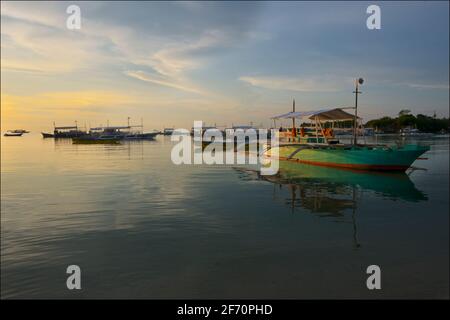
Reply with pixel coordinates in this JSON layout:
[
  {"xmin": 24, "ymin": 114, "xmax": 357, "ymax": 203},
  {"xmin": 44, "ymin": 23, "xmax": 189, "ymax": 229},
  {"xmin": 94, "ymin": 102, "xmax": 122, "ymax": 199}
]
[
  {"xmin": 4, "ymin": 131, "xmax": 23, "ymax": 137},
  {"xmin": 267, "ymin": 142, "xmax": 429, "ymax": 171},
  {"xmin": 88, "ymin": 125, "xmax": 158, "ymax": 140},
  {"xmin": 42, "ymin": 122, "xmax": 86, "ymax": 138},
  {"xmin": 10, "ymin": 129, "xmax": 29, "ymax": 134},
  {"xmin": 265, "ymin": 79, "xmax": 430, "ymax": 172},
  {"xmin": 41, "ymin": 132, "xmax": 54, "ymax": 138}
]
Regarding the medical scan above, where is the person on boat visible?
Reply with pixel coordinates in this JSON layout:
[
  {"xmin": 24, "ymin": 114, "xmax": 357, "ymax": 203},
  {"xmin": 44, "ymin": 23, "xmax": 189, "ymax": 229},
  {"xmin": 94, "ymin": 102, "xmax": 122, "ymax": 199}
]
[{"xmin": 300, "ymin": 127, "xmax": 306, "ymax": 137}]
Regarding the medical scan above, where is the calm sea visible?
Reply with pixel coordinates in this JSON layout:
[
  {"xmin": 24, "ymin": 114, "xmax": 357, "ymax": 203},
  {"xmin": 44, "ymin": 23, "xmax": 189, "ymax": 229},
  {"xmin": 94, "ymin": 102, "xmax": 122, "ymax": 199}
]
[{"xmin": 1, "ymin": 133, "xmax": 449, "ymax": 298}]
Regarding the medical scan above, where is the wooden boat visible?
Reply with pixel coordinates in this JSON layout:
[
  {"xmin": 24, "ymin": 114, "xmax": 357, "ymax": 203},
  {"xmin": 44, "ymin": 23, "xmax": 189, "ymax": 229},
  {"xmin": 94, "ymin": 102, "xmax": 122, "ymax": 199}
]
[
  {"xmin": 11, "ymin": 129, "xmax": 29, "ymax": 134},
  {"xmin": 41, "ymin": 132, "xmax": 54, "ymax": 138},
  {"xmin": 267, "ymin": 142, "xmax": 429, "ymax": 171},
  {"xmin": 53, "ymin": 125, "xmax": 86, "ymax": 138},
  {"xmin": 265, "ymin": 79, "xmax": 429, "ymax": 172},
  {"xmin": 42, "ymin": 122, "xmax": 86, "ymax": 138},
  {"xmin": 88, "ymin": 126, "xmax": 158, "ymax": 140},
  {"xmin": 4, "ymin": 131, "xmax": 23, "ymax": 137}
]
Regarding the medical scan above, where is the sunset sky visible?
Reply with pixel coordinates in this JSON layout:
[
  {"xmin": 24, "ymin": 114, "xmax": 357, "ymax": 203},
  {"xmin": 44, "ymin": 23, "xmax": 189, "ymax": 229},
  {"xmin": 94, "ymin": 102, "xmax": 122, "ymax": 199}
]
[{"xmin": 1, "ymin": 1, "xmax": 449, "ymax": 131}]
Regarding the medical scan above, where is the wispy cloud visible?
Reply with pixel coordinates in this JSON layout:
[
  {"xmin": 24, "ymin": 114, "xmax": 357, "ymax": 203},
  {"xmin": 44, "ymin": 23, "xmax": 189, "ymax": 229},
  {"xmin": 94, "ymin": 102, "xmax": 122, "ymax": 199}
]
[
  {"xmin": 239, "ymin": 75, "xmax": 346, "ymax": 92},
  {"xmin": 403, "ymin": 82, "xmax": 450, "ymax": 90},
  {"xmin": 125, "ymin": 30, "xmax": 232, "ymax": 95},
  {"xmin": 0, "ymin": 64, "xmax": 44, "ymax": 74},
  {"xmin": 125, "ymin": 70, "xmax": 205, "ymax": 95}
]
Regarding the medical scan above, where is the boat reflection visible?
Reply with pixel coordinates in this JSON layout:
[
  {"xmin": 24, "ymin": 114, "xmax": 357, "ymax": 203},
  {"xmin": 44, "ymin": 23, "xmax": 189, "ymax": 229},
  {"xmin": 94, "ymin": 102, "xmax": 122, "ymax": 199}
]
[{"xmin": 235, "ymin": 162, "xmax": 427, "ymax": 248}]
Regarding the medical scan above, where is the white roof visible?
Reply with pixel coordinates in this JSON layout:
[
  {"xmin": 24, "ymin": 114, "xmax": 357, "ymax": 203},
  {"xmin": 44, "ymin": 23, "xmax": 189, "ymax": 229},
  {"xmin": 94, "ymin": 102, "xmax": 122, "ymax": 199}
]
[
  {"xmin": 272, "ymin": 108, "xmax": 359, "ymax": 121},
  {"xmin": 90, "ymin": 126, "xmax": 131, "ymax": 130}
]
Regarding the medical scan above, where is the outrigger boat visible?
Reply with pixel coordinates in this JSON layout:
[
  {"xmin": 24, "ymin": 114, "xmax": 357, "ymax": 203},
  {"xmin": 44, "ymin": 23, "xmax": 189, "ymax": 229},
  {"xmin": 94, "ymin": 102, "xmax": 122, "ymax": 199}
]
[
  {"xmin": 265, "ymin": 78, "xmax": 429, "ymax": 172},
  {"xmin": 42, "ymin": 122, "xmax": 86, "ymax": 138},
  {"xmin": 73, "ymin": 118, "xmax": 159, "ymax": 143},
  {"xmin": 10, "ymin": 129, "xmax": 29, "ymax": 134},
  {"xmin": 4, "ymin": 131, "xmax": 23, "ymax": 137},
  {"xmin": 86, "ymin": 125, "xmax": 158, "ymax": 140}
]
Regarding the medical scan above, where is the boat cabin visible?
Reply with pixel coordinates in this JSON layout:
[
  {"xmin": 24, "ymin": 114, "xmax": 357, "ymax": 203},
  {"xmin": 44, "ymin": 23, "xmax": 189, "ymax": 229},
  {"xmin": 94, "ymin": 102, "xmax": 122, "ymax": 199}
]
[{"xmin": 271, "ymin": 108, "xmax": 361, "ymax": 145}]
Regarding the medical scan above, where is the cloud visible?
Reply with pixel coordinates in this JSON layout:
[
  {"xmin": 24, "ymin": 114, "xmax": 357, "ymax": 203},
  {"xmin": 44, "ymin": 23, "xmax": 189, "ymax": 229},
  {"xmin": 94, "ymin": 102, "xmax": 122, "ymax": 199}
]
[
  {"xmin": 0, "ymin": 64, "xmax": 44, "ymax": 74},
  {"xmin": 403, "ymin": 83, "xmax": 450, "ymax": 90},
  {"xmin": 1, "ymin": 1, "xmax": 271, "ymax": 103},
  {"xmin": 125, "ymin": 70, "xmax": 205, "ymax": 95},
  {"xmin": 239, "ymin": 75, "xmax": 345, "ymax": 92},
  {"xmin": 1, "ymin": 13, "xmax": 119, "ymax": 73},
  {"xmin": 124, "ymin": 29, "xmax": 236, "ymax": 95},
  {"xmin": 146, "ymin": 30, "xmax": 229, "ymax": 77}
]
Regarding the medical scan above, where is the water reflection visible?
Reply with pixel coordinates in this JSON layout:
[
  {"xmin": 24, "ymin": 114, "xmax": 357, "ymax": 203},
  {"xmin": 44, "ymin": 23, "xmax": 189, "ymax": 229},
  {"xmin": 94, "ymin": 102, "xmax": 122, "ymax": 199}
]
[
  {"xmin": 235, "ymin": 162, "xmax": 428, "ymax": 249},
  {"xmin": 52, "ymin": 137, "xmax": 157, "ymax": 160}
]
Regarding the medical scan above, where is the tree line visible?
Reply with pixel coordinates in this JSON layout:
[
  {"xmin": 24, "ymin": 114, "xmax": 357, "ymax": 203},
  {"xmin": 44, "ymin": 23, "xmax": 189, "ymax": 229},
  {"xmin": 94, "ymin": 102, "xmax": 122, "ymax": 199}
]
[{"xmin": 365, "ymin": 110, "xmax": 449, "ymax": 133}]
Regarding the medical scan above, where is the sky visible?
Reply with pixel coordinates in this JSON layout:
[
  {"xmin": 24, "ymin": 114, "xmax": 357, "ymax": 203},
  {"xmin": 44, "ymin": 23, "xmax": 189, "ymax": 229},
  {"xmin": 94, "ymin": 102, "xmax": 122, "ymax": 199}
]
[{"xmin": 1, "ymin": 1, "xmax": 449, "ymax": 131}]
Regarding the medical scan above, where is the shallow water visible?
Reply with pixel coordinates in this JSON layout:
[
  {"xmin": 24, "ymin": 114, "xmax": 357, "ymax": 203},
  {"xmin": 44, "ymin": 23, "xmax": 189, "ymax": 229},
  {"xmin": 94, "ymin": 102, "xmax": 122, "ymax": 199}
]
[{"xmin": 1, "ymin": 133, "xmax": 449, "ymax": 298}]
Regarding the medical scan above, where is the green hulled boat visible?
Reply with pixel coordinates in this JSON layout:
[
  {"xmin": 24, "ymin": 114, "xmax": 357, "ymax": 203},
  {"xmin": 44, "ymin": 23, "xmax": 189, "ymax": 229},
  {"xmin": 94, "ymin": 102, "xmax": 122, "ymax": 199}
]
[
  {"xmin": 267, "ymin": 82, "xmax": 430, "ymax": 172},
  {"xmin": 267, "ymin": 143, "xmax": 429, "ymax": 171}
]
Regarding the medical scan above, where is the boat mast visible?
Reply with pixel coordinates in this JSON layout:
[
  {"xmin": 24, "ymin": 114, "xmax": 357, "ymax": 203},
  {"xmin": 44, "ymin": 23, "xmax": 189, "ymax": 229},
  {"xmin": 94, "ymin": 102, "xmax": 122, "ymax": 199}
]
[{"xmin": 352, "ymin": 78, "xmax": 363, "ymax": 145}]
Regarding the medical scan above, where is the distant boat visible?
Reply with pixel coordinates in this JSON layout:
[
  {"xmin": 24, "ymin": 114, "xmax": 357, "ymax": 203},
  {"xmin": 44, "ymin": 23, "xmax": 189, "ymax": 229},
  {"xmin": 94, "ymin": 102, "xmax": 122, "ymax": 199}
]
[
  {"xmin": 400, "ymin": 128, "xmax": 433, "ymax": 137},
  {"xmin": 41, "ymin": 132, "xmax": 54, "ymax": 138},
  {"xmin": 10, "ymin": 129, "xmax": 29, "ymax": 134},
  {"xmin": 163, "ymin": 128, "xmax": 174, "ymax": 135},
  {"xmin": 4, "ymin": 131, "xmax": 23, "ymax": 137},
  {"xmin": 42, "ymin": 122, "xmax": 86, "ymax": 138},
  {"xmin": 88, "ymin": 126, "xmax": 158, "ymax": 140},
  {"xmin": 191, "ymin": 126, "xmax": 219, "ymax": 137}
]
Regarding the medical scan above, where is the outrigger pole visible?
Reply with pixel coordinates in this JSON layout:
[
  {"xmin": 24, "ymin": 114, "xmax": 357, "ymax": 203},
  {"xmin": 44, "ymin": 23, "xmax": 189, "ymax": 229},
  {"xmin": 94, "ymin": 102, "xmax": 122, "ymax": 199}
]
[{"xmin": 353, "ymin": 78, "xmax": 364, "ymax": 145}]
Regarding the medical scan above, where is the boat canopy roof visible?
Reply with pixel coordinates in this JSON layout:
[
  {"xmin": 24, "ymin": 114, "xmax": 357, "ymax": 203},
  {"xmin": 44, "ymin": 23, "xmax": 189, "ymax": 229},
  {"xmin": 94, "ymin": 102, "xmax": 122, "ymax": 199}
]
[
  {"xmin": 90, "ymin": 126, "xmax": 143, "ymax": 130},
  {"xmin": 231, "ymin": 125, "xmax": 254, "ymax": 129},
  {"xmin": 54, "ymin": 126, "xmax": 78, "ymax": 130},
  {"xmin": 272, "ymin": 108, "xmax": 359, "ymax": 121}
]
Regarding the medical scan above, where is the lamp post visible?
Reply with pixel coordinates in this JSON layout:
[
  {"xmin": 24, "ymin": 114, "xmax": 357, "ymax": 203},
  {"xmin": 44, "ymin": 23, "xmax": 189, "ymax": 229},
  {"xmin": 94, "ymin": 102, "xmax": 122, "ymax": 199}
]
[{"xmin": 353, "ymin": 78, "xmax": 364, "ymax": 145}]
